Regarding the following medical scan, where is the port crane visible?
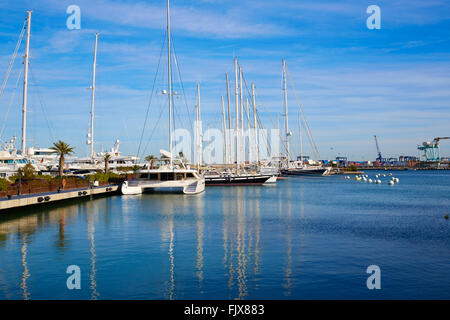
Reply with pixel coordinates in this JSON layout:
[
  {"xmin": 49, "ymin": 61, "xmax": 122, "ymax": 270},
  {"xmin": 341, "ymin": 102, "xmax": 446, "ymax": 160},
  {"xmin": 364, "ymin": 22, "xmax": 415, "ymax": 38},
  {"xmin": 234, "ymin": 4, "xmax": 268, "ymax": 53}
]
[
  {"xmin": 417, "ymin": 137, "xmax": 449, "ymax": 162},
  {"xmin": 373, "ymin": 135, "xmax": 384, "ymax": 163}
]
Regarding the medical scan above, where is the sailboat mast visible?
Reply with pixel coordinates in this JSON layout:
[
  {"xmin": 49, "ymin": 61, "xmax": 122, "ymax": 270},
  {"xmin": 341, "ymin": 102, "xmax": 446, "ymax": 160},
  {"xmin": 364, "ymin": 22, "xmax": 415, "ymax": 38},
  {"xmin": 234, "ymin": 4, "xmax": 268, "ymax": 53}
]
[
  {"xmin": 234, "ymin": 58, "xmax": 239, "ymax": 172},
  {"xmin": 221, "ymin": 96, "xmax": 227, "ymax": 164},
  {"xmin": 90, "ymin": 33, "xmax": 99, "ymax": 160},
  {"xmin": 21, "ymin": 10, "xmax": 32, "ymax": 155},
  {"xmin": 226, "ymin": 73, "xmax": 232, "ymax": 165},
  {"xmin": 298, "ymin": 112, "xmax": 303, "ymax": 163},
  {"xmin": 282, "ymin": 58, "xmax": 290, "ymax": 161},
  {"xmin": 245, "ymin": 97, "xmax": 251, "ymax": 163},
  {"xmin": 252, "ymin": 83, "xmax": 259, "ymax": 164},
  {"xmin": 196, "ymin": 83, "xmax": 202, "ymax": 168},
  {"xmin": 167, "ymin": 0, "xmax": 173, "ymax": 168},
  {"xmin": 239, "ymin": 67, "xmax": 244, "ymax": 165}
]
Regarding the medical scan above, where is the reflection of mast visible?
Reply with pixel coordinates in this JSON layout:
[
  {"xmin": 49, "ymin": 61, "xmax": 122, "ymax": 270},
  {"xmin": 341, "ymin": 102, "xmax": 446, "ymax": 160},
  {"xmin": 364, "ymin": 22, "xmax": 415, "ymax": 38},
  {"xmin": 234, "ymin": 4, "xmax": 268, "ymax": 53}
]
[
  {"xmin": 20, "ymin": 234, "xmax": 30, "ymax": 300},
  {"xmin": 167, "ymin": 217, "xmax": 175, "ymax": 300},
  {"xmin": 196, "ymin": 199, "xmax": 204, "ymax": 289},
  {"xmin": 283, "ymin": 186, "xmax": 292, "ymax": 296},
  {"xmin": 222, "ymin": 191, "xmax": 234, "ymax": 295},
  {"xmin": 253, "ymin": 191, "xmax": 261, "ymax": 274},
  {"xmin": 88, "ymin": 212, "xmax": 99, "ymax": 300},
  {"xmin": 236, "ymin": 188, "xmax": 247, "ymax": 299}
]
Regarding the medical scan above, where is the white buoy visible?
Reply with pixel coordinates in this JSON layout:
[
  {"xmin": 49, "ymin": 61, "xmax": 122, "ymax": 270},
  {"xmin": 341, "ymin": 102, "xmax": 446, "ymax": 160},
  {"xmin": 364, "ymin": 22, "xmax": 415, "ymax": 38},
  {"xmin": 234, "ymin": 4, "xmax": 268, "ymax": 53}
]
[
  {"xmin": 388, "ymin": 173, "xmax": 392, "ymax": 176},
  {"xmin": 377, "ymin": 179, "xmax": 381, "ymax": 184},
  {"xmin": 368, "ymin": 179, "xmax": 373, "ymax": 183},
  {"xmin": 388, "ymin": 180, "xmax": 394, "ymax": 185},
  {"xmin": 394, "ymin": 178, "xmax": 399, "ymax": 183}
]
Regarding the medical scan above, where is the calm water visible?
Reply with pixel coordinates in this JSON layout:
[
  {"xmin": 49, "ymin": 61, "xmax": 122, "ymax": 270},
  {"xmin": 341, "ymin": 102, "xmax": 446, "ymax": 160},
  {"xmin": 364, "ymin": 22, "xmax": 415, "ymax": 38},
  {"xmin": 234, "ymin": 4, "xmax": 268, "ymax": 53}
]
[{"xmin": 0, "ymin": 170, "xmax": 449, "ymax": 300}]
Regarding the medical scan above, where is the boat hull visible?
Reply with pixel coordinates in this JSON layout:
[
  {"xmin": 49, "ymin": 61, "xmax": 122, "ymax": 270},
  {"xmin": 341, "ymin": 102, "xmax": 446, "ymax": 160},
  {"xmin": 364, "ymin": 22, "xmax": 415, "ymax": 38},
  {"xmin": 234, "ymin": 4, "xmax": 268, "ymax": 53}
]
[
  {"xmin": 281, "ymin": 168, "xmax": 328, "ymax": 176},
  {"xmin": 205, "ymin": 174, "xmax": 271, "ymax": 186},
  {"xmin": 121, "ymin": 179, "xmax": 205, "ymax": 195}
]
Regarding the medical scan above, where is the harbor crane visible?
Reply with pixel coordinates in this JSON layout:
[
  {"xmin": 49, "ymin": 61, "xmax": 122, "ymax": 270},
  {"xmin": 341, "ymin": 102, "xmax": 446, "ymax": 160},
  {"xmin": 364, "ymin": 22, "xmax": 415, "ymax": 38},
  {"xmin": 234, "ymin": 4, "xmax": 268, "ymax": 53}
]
[
  {"xmin": 373, "ymin": 135, "xmax": 384, "ymax": 163},
  {"xmin": 417, "ymin": 137, "xmax": 449, "ymax": 162}
]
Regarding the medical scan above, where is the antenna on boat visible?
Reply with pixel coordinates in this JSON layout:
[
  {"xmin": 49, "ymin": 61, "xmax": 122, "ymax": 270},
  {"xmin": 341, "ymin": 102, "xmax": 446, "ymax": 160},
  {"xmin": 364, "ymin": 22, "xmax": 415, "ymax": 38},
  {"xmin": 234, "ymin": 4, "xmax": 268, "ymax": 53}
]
[{"xmin": 21, "ymin": 10, "xmax": 32, "ymax": 155}]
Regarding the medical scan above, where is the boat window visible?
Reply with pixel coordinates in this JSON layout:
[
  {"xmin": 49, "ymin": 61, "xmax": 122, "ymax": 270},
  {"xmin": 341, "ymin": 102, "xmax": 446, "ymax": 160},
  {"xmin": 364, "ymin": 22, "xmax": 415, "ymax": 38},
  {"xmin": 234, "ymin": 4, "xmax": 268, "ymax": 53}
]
[
  {"xmin": 160, "ymin": 172, "xmax": 174, "ymax": 181},
  {"xmin": 176, "ymin": 173, "xmax": 184, "ymax": 180},
  {"xmin": 186, "ymin": 173, "xmax": 194, "ymax": 178}
]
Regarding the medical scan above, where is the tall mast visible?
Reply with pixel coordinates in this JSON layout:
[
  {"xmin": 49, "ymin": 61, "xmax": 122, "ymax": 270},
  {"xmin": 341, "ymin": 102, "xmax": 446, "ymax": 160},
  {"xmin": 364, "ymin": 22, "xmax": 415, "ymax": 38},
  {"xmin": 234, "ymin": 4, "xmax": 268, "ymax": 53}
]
[
  {"xmin": 234, "ymin": 58, "xmax": 239, "ymax": 172},
  {"xmin": 90, "ymin": 33, "xmax": 99, "ymax": 160},
  {"xmin": 298, "ymin": 112, "xmax": 303, "ymax": 164},
  {"xmin": 282, "ymin": 58, "xmax": 290, "ymax": 161},
  {"xmin": 251, "ymin": 83, "xmax": 259, "ymax": 164},
  {"xmin": 21, "ymin": 11, "xmax": 32, "ymax": 155},
  {"xmin": 221, "ymin": 96, "xmax": 227, "ymax": 164},
  {"xmin": 245, "ymin": 97, "xmax": 251, "ymax": 163},
  {"xmin": 277, "ymin": 115, "xmax": 281, "ymax": 159},
  {"xmin": 167, "ymin": 0, "xmax": 173, "ymax": 168},
  {"xmin": 239, "ymin": 66, "xmax": 244, "ymax": 165},
  {"xmin": 225, "ymin": 73, "xmax": 232, "ymax": 165},
  {"xmin": 196, "ymin": 83, "xmax": 202, "ymax": 168}
]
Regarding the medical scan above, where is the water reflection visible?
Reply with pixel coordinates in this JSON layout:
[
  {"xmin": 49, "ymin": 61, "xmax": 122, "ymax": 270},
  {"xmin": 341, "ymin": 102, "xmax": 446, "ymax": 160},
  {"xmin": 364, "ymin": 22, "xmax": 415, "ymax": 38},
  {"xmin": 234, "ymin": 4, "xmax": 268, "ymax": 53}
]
[
  {"xmin": 20, "ymin": 234, "xmax": 30, "ymax": 300},
  {"xmin": 0, "ymin": 182, "xmax": 297, "ymax": 300},
  {"xmin": 283, "ymin": 186, "xmax": 293, "ymax": 297},
  {"xmin": 87, "ymin": 202, "xmax": 99, "ymax": 300},
  {"xmin": 218, "ymin": 187, "xmax": 268, "ymax": 299},
  {"xmin": 236, "ymin": 188, "xmax": 248, "ymax": 299},
  {"xmin": 158, "ymin": 197, "xmax": 176, "ymax": 300},
  {"xmin": 195, "ymin": 196, "xmax": 204, "ymax": 290}
]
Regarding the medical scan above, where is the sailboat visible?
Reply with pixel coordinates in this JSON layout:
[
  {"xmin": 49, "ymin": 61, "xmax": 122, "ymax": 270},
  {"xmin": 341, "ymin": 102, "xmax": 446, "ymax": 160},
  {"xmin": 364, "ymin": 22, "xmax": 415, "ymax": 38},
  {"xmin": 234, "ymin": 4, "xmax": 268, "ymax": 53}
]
[
  {"xmin": 202, "ymin": 59, "xmax": 273, "ymax": 186},
  {"xmin": 279, "ymin": 59, "xmax": 330, "ymax": 177},
  {"xmin": 0, "ymin": 11, "xmax": 57, "ymax": 177},
  {"xmin": 121, "ymin": 0, "xmax": 205, "ymax": 195}
]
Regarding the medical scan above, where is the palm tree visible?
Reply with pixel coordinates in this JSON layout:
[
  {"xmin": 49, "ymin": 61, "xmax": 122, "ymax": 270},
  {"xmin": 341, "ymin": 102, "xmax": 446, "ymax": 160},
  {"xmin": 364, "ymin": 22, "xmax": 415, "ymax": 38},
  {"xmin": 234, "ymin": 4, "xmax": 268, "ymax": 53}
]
[
  {"xmin": 50, "ymin": 140, "xmax": 75, "ymax": 190},
  {"xmin": 104, "ymin": 154, "xmax": 111, "ymax": 174},
  {"xmin": 145, "ymin": 154, "xmax": 156, "ymax": 169}
]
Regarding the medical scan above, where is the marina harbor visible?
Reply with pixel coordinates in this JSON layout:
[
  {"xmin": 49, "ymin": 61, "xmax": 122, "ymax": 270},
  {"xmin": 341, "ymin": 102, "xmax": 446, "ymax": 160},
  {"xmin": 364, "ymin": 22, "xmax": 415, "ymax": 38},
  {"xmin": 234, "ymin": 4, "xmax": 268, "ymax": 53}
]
[{"xmin": 0, "ymin": 0, "xmax": 449, "ymax": 303}]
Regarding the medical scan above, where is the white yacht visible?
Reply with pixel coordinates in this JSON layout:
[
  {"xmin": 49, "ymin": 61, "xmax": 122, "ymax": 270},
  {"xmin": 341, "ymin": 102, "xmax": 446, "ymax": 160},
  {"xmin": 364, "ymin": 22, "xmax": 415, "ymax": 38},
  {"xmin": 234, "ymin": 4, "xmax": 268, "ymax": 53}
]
[
  {"xmin": 121, "ymin": 150, "xmax": 205, "ymax": 195},
  {"xmin": 122, "ymin": 0, "xmax": 204, "ymax": 195},
  {"xmin": 0, "ymin": 150, "xmax": 27, "ymax": 178},
  {"xmin": 67, "ymin": 140, "xmax": 139, "ymax": 173}
]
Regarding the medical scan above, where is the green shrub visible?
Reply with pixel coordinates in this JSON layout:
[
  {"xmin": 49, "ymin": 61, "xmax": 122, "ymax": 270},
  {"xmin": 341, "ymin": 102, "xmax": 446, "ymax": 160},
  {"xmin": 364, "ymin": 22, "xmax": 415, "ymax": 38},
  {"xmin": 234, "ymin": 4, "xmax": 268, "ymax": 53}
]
[
  {"xmin": 0, "ymin": 178, "xmax": 10, "ymax": 191},
  {"xmin": 86, "ymin": 172, "xmax": 120, "ymax": 183}
]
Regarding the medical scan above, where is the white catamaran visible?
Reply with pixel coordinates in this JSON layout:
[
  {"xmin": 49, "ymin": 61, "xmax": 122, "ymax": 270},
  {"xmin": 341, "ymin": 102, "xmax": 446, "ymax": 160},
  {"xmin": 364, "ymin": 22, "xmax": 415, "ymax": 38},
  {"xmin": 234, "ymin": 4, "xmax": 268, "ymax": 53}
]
[{"xmin": 121, "ymin": 0, "xmax": 205, "ymax": 195}]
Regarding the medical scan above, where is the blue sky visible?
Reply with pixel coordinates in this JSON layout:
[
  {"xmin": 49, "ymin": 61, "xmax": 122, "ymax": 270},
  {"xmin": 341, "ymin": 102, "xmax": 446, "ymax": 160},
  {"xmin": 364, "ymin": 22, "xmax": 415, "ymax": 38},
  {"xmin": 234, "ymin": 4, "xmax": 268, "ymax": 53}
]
[{"xmin": 0, "ymin": 0, "xmax": 449, "ymax": 160}]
